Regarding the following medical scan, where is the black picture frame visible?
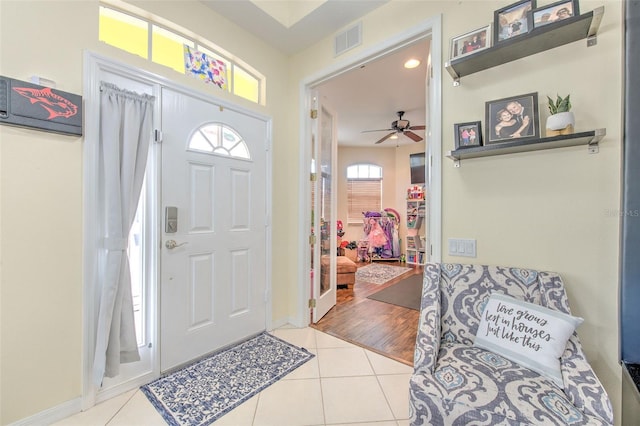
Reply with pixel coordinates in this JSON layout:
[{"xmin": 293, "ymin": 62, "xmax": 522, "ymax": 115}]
[
  {"xmin": 494, "ymin": 0, "xmax": 536, "ymax": 43},
  {"xmin": 531, "ymin": 0, "xmax": 579, "ymax": 28},
  {"xmin": 454, "ymin": 122, "xmax": 483, "ymax": 149},
  {"xmin": 450, "ymin": 25, "xmax": 492, "ymax": 60},
  {"xmin": 485, "ymin": 92, "xmax": 539, "ymax": 145}
]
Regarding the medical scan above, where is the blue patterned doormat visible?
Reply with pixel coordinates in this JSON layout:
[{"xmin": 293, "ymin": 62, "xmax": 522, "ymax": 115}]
[{"xmin": 141, "ymin": 332, "xmax": 314, "ymax": 425}]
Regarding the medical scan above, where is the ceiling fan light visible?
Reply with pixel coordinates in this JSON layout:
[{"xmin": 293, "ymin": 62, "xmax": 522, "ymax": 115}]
[
  {"xmin": 390, "ymin": 134, "xmax": 398, "ymax": 139},
  {"xmin": 404, "ymin": 58, "xmax": 421, "ymax": 69},
  {"xmin": 397, "ymin": 119, "xmax": 409, "ymax": 129}
]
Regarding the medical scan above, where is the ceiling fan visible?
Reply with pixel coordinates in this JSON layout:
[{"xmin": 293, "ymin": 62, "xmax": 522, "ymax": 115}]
[{"xmin": 362, "ymin": 111, "xmax": 426, "ymax": 144}]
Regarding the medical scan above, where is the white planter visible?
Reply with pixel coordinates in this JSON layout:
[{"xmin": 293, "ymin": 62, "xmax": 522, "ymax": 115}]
[{"xmin": 546, "ymin": 111, "xmax": 575, "ymax": 136}]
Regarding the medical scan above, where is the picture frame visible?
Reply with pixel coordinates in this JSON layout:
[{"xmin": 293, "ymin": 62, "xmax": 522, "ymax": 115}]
[
  {"xmin": 531, "ymin": 0, "xmax": 579, "ymax": 28},
  {"xmin": 494, "ymin": 0, "xmax": 536, "ymax": 43},
  {"xmin": 450, "ymin": 25, "xmax": 492, "ymax": 60},
  {"xmin": 485, "ymin": 92, "xmax": 539, "ymax": 145},
  {"xmin": 454, "ymin": 121, "xmax": 483, "ymax": 149}
]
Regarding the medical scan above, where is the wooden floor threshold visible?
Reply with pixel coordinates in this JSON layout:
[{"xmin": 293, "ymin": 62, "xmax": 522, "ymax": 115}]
[{"xmin": 311, "ymin": 261, "xmax": 423, "ymax": 366}]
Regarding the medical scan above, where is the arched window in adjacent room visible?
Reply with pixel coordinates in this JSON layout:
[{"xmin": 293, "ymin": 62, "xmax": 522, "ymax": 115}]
[{"xmin": 346, "ymin": 163, "xmax": 382, "ymax": 222}]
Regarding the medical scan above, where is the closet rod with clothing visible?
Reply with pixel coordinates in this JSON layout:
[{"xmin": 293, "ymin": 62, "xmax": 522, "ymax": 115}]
[{"xmin": 362, "ymin": 210, "xmax": 400, "ymax": 260}]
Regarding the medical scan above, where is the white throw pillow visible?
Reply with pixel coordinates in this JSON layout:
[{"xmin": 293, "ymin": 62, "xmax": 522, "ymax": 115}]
[{"xmin": 473, "ymin": 292, "xmax": 583, "ymax": 388}]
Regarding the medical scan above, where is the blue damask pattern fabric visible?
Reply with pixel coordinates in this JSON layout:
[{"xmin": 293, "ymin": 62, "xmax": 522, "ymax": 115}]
[
  {"xmin": 561, "ymin": 335, "xmax": 615, "ymax": 423},
  {"xmin": 409, "ymin": 263, "xmax": 614, "ymax": 426},
  {"xmin": 413, "ymin": 263, "xmax": 441, "ymax": 374},
  {"xmin": 439, "ymin": 264, "xmax": 542, "ymax": 347}
]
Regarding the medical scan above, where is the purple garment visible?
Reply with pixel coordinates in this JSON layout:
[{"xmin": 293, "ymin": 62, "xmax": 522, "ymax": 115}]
[
  {"xmin": 381, "ymin": 220, "xmax": 393, "ymax": 257},
  {"xmin": 362, "ymin": 213, "xmax": 399, "ymax": 258}
]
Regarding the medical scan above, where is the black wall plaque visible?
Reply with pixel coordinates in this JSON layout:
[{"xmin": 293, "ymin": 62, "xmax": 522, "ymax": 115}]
[{"xmin": 0, "ymin": 76, "xmax": 82, "ymax": 136}]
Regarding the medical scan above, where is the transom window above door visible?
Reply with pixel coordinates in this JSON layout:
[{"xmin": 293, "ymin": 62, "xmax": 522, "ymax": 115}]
[
  {"xmin": 98, "ymin": 4, "xmax": 264, "ymax": 105},
  {"xmin": 188, "ymin": 123, "xmax": 250, "ymax": 160}
]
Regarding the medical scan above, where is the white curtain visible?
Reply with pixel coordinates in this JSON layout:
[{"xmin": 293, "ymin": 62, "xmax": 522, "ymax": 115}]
[{"xmin": 93, "ymin": 82, "xmax": 155, "ymax": 385}]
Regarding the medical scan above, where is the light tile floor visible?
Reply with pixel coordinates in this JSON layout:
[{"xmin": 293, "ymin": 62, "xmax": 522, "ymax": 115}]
[{"xmin": 54, "ymin": 326, "xmax": 413, "ymax": 426}]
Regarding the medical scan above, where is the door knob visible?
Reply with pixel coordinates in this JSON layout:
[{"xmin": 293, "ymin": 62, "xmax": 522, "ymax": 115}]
[{"xmin": 165, "ymin": 240, "xmax": 188, "ymax": 249}]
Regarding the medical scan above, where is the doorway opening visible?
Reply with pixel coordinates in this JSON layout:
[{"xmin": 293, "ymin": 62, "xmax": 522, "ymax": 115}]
[{"xmin": 299, "ymin": 16, "xmax": 443, "ymax": 363}]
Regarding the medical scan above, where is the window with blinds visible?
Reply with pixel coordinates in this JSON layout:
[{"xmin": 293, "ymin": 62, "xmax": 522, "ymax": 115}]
[{"xmin": 346, "ymin": 164, "xmax": 382, "ymax": 222}]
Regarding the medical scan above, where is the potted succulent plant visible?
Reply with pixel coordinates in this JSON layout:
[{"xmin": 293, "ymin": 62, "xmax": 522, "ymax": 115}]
[{"xmin": 546, "ymin": 94, "xmax": 575, "ymax": 137}]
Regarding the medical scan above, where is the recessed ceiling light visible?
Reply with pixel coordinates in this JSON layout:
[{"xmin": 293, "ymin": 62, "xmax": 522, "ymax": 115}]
[{"xmin": 404, "ymin": 58, "xmax": 421, "ymax": 69}]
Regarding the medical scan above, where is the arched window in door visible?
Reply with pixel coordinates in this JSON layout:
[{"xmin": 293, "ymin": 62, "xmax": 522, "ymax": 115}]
[{"xmin": 188, "ymin": 123, "xmax": 250, "ymax": 160}]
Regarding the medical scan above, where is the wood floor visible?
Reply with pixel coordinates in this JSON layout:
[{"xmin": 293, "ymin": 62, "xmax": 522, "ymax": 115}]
[{"xmin": 311, "ymin": 260, "xmax": 423, "ymax": 366}]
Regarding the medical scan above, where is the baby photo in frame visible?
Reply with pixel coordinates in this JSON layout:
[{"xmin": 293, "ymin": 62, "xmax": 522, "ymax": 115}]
[
  {"xmin": 494, "ymin": 0, "xmax": 536, "ymax": 42},
  {"xmin": 454, "ymin": 121, "xmax": 483, "ymax": 149},
  {"xmin": 532, "ymin": 0, "xmax": 579, "ymax": 28},
  {"xmin": 485, "ymin": 92, "xmax": 539, "ymax": 145}
]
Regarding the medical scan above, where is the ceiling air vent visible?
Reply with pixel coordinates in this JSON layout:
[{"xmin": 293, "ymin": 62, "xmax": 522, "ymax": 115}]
[{"xmin": 334, "ymin": 22, "xmax": 362, "ymax": 56}]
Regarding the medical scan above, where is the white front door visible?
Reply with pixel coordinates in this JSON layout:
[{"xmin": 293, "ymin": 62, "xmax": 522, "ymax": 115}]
[{"xmin": 160, "ymin": 87, "xmax": 268, "ymax": 371}]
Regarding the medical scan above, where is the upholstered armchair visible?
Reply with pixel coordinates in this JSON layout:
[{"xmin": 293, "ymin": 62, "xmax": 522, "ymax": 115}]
[{"xmin": 409, "ymin": 263, "xmax": 613, "ymax": 425}]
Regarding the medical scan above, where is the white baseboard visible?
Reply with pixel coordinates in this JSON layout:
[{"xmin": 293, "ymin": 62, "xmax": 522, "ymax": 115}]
[
  {"xmin": 8, "ymin": 371, "xmax": 156, "ymax": 426},
  {"xmin": 8, "ymin": 397, "xmax": 82, "ymax": 426}
]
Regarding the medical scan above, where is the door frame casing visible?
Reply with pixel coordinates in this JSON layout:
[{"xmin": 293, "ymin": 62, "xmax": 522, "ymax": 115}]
[
  {"xmin": 296, "ymin": 15, "xmax": 443, "ymax": 327},
  {"xmin": 82, "ymin": 51, "xmax": 273, "ymax": 409}
]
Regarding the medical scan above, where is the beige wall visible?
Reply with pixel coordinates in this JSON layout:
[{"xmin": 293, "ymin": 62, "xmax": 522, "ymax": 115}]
[
  {"xmin": 290, "ymin": 0, "xmax": 623, "ymax": 423},
  {"xmin": 1, "ymin": 2, "xmax": 93, "ymax": 422},
  {"xmin": 0, "ymin": 0, "xmax": 624, "ymax": 423}
]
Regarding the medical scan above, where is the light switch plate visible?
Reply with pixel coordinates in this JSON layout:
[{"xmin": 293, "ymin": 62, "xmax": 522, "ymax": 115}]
[{"xmin": 448, "ymin": 238, "xmax": 476, "ymax": 257}]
